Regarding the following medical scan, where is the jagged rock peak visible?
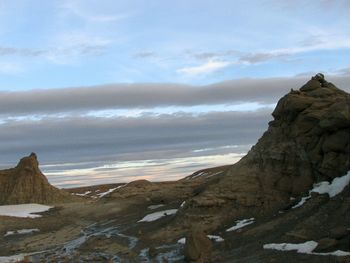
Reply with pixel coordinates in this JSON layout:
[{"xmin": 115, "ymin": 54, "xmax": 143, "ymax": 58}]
[
  {"xmin": 0, "ymin": 153, "xmax": 73, "ymax": 205},
  {"xmin": 299, "ymin": 73, "xmax": 345, "ymax": 94},
  {"xmin": 245, "ymin": 74, "xmax": 350, "ymax": 193},
  {"xmin": 16, "ymin": 152, "xmax": 39, "ymax": 171}
]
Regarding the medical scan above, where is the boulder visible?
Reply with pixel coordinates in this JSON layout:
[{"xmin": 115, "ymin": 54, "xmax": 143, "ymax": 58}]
[{"xmin": 184, "ymin": 228, "xmax": 212, "ymax": 262}]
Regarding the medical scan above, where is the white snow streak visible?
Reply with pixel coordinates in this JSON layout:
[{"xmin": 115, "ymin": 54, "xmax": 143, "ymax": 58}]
[
  {"xmin": 138, "ymin": 209, "xmax": 178, "ymax": 222},
  {"xmin": 293, "ymin": 171, "xmax": 350, "ymax": 209},
  {"xmin": 263, "ymin": 241, "xmax": 350, "ymax": 257},
  {"xmin": 4, "ymin": 229, "xmax": 39, "ymax": 236},
  {"xmin": 226, "ymin": 218, "xmax": 255, "ymax": 232},
  {"xmin": 0, "ymin": 204, "xmax": 52, "ymax": 218}
]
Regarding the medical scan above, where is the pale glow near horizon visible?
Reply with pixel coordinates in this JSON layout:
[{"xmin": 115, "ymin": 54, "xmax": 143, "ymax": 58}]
[{"xmin": 46, "ymin": 152, "xmax": 245, "ymax": 188}]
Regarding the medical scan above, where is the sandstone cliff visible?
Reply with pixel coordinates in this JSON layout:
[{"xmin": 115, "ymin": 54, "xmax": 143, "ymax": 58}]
[{"xmin": 0, "ymin": 153, "xmax": 72, "ymax": 205}]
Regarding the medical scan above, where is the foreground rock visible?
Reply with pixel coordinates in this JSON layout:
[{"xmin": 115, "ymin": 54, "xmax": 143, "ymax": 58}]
[
  {"xmin": 0, "ymin": 153, "xmax": 72, "ymax": 205},
  {"xmin": 184, "ymin": 228, "xmax": 213, "ymax": 262},
  {"xmin": 179, "ymin": 74, "xmax": 350, "ymax": 230}
]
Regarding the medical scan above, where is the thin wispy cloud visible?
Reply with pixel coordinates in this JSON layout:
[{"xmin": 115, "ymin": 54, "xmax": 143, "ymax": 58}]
[
  {"xmin": 59, "ymin": 0, "xmax": 131, "ymax": 23},
  {"xmin": 0, "ymin": 46, "xmax": 45, "ymax": 57},
  {"xmin": 0, "ymin": 62, "xmax": 22, "ymax": 75},
  {"xmin": 44, "ymin": 32, "xmax": 112, "ymax": 64},
  {"xmin": 177, "ymin": 60, "xmax": 231, "ymax": 76},
  {"xmin": 133, "ymin": 51, "xmax": 157, "ymax": 59},
  {"xmin": 239, "ymin": 34, "xmax": 350, "ymax": 64}
]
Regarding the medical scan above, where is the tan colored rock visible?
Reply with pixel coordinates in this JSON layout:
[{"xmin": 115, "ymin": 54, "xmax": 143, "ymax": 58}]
[
  {"xmin": 184, "ymin": 228, "xmax": 212, "ymax": 263},
  {"xmin": 0, "ymin": 153, "xmax": 72, "ymax": 205}
]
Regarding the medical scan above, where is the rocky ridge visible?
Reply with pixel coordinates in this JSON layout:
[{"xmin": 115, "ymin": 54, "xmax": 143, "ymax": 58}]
[{"xmin": 0, "ymin": 74, "xmax": 349, "ymax": 262}]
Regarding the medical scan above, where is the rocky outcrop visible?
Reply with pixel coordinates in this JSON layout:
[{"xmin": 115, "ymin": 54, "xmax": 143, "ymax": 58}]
[
  {"xmin": 242, "ymin": 73, "xmax": 350, "ymax": 194},
  {"xmin": 184, "ymin": 228, "xmax": 212, "ymax": 263},
  {"xmin": 0, "ymin": 153, "xmax": 72, "ymax": 205},
  {"xmin": 181, "ymin": 74, "xmax": 350, "ymax": 228}
]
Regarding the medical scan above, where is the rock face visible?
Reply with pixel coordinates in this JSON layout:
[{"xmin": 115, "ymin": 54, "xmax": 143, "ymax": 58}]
[
  {"xmin": 183, "ymin": 74, "xmax": 350, "ymax": 226},
  {"xmin": 184, "ymin": 228, "xmax": 212, "ymax": 263},
  {"xmin": 243, "ymin": 73, "xmax": 350, "ymax": 194},
  {"xmin": 0, "ymin": 153, "xmax": 71, "ymax": 205}
]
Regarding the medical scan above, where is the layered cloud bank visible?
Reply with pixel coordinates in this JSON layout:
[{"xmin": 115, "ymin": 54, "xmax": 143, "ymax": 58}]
[
  {"xmin": 1, "ymin": 75, "xmax": 349, "ymax": 187},
  {"xmin": 1, "ymin": 76, "xmax": 349, "ymax": 115}
]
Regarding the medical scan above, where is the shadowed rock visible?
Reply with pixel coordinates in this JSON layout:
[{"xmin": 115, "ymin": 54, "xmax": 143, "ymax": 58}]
[
  {"xmin": 184, "ymin": 228, "xmax": 212, "ymax": 263},
  {"xmin": 181, "ymin": 74, "xmax": 350, "ymax": 229}
]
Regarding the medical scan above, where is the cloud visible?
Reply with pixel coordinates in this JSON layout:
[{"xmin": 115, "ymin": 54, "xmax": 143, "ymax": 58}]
[
  {"xmin": 59, "ymin": 0, "xmax": 130, "ymax": 23},
  {"xmin": 1, "ymin": 74, "xmax": 349, "ymax": 186},
  {"xmin": 133, "ymin": 51, "xmax": 157, "ymax": 59},
  {"xmin": 335, "ymin": 67, "xmax": 350, "ymax": 76},
  {"xmin": 0, "ymin": 36, "xmax": 110, "ymax": 64},
  {"xmin": 177, "ymin": 60, "xmax": 231, "ymax": 76},
  {"xmin": 0, "ymin": 110, "xmax": 270, "ymax": 168},
  {"xmin": 239, "ymin": 34, "xmax": 350, "ymax": 64},
  {"xmin": 0, "ymin": 62, "xmax": 22, "ymax": 74},
  {"xmin": 1, "ymin": 75, "xmax": 349, "ymax": 115},
  {"xmin": 188, "ymin": 50, "xmax": 241, "ymax": 61},
  {"xmin": 45, "ymin": 32, "xmax": 111, "ymax": 64},
  {"xmin": 0, "ymin": 46, "xmax": 45, "ymax": 57}
]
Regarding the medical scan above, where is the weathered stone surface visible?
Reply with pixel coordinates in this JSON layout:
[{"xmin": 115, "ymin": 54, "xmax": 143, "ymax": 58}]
[
  {"xmin": 0, "ymin": 153, "xmax": 72, "ymax": 205},
  {"xmin": 184, "ymin": 228, "xmax": 212, "ymax": 263},
  {"xmin": 329, "ymin": 226, "xmax": 349, "ymax": 239},
  {"xmin": 181, "ymin": 74, "xmax": 350, "ymax": 231},
  {"xmin": 316, "ymin": 238, "xmax": 338, "ymax": 251},
  {"xmin": 244, "ymin": 74, "xmax": 350, "ymax": 187}
]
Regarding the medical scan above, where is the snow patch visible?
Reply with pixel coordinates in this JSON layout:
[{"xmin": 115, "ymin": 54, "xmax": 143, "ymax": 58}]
[
  {"xmin": 312, "ymin": 172, "xmax": 350, "ymax": 197},
  {"xmin": 264, "ymin": 241, "xmax": 318, "ymax": 253},
  {"xmin": 138, "ymin": 209, "xmax": 178, "ymax": 222},
  {"xmin": 191, "ymin": 172, "xmax": 207, "ymax": 179},
  {"xmin": 97, "ymin": 185, "xmax": 125, "ymax": 198},
  {"xmin": 0, "ymin": 254, "xmax": 27, "ymax": 263},
  {"xmin": 207, "ymin": 235, "xmax": 224, "ymax": 242},
  {"xmin": 226, "ymin": 218, "xmax": 255, "ymax": 232},
  {"xmin": 313, "ymin": 250, "xmax": 350, "ymax": 256},
  {"xmin": 4, "ymin": 229, "xmax": 39, "ymax": 236},
  {"xmin": 177, "ymin": 235, "xmax": 224, "ymax": 244},
  {"xmin": 292, "ymin": 196, "xmax": 311, "ymax": 209},
  {"xmin": 72, "ymin": 191, "xmax": 91, "ymax": 197},
  {"xmin": 206, "ymin": 171, "xmax": 223, "ymax": 178},
  {"xmin": 263, "ymin": 241, "xmax": 350, "ymax": 256},
  {"xmin": 0, "ymin": 204, "xmax": 52, "ymax": 218},
  {"xmin": 293, "ymin": 171, "xmax": 350, "ymax": 209},
  {"xmin": 148, "ymin": 204, "xmax": 165, "ymax": 210},
  {"xmin": 177, "ymin": 237, "xmax": 186, "ymax": 244},
  {"xmin": 180, "ymin": 201, "xmax": 186, "ymax": 208}
]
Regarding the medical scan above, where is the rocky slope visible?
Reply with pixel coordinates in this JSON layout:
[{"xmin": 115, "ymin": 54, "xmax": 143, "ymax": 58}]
[
  {"xmin": 0, "ymin": 74, "xmax": 348, "ymax": 262},
  {"xmin": 182, "ymin": 74, "xmax": 349, "ymax": 218},
  {"xmin": 0, "ymin": 153, "xmax": 72, "ymax": 205}
]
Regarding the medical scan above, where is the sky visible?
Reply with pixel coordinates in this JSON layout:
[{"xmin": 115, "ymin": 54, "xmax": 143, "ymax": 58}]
[{"xmin": 0, "ymin": 0, "xmax": 350, "ymax": 187}]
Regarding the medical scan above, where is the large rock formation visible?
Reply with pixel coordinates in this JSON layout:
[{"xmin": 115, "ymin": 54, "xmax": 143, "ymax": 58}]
[
  {"xmin": 0, "ymin": 153, "xmax": 72, "ymax": 205},
  {"xmin": 182, "ymin": 74, "xmax": 350, "ymax": 227},
  {"xmin": 244, "ymin": 73, "xmax": 350, "ymax": 193}
]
